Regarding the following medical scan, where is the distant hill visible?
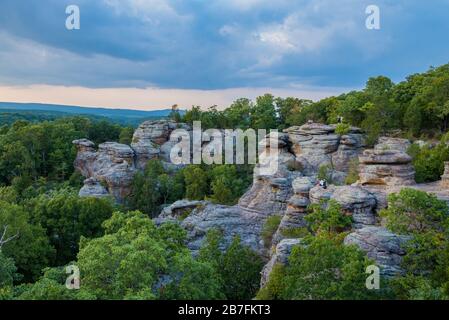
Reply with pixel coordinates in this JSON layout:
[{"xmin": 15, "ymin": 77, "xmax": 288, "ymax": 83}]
[{"xmin": 0, "ymin": 102, "xmax": 185, "ymax": 126}]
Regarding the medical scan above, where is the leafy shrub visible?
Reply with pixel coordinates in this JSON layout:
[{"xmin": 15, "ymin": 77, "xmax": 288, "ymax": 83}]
[
  {"xmin": 258, "ymin": 237, "xmax": 379, "ymax": 300},
  {"xmin": 407, "ymin": 142, "xmax": 449, "ymax": 183},
  {"xmin": 280, "ymin": 227, "xmax": 309, "ymax": 239},
  {"xmin": 199, "ymin": 230, "xmax": 264, "ymax": 300},
  {"xmin": 306, "ymin": 200, "xmax": 353, "ymax": 236},
  {"xmin": 335, "ymin": 123, "xmax": 351, "ymax": 135},
  {"xmin": 345, "ymin": 158, "xmax": 360, "ymax": 185}
]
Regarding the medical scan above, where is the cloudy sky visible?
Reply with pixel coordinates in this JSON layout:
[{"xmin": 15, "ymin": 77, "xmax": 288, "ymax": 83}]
[{"xmin": 0, "ymin": 0, "xmax": 448, "ymax": 109}]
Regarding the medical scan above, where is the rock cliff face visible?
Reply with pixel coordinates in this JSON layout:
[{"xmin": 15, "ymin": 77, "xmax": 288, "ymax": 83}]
[
  {"xmin": 73, "ymin": 120, "xmax": 191, "ymax": 202},
  {"xmin": 344, "ymin": 227, "xmax": 410, "ymax": 277},
  {"xmin": 272, "ymin": 176, "xmax": 315, "ymax": 245},
  {"xmin": 73, "ymin": 140, "xmax": 136, "ymax": 202},
  {"xmin": 284, "ymin": 122, "xmax": 365, "ymax": 182},
  {"xmin": 74, "ymin": 121, "xmax": 430, "ymax": 284}
]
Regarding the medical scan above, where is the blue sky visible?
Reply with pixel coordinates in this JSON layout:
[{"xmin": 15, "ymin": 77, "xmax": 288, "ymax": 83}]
[{"xmin": 0, "ymin": 0, "xmax": 448, "ymax": 109}]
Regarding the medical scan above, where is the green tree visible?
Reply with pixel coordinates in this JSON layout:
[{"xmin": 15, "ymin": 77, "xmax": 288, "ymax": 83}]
[
  {"xmin": 0, "ymin": 201, "xmax": 54, "ymax": 281},
  {"xmin": 209, "ymin": 165, "xmax": 248, "ymax": 205},
  {"xmin": 259, "ymin": 237, "xmax": 378, "ymax": 300},
  {"xmin": 128, "ymin": 160, "xmax": 184, "ymax": 216},
  {"xmin": 306, "ymin": 200, "xmax": 353, "ymax": 236},
  {"xmin": 381, "ymin": 188, "xmax": 449, "ymax": 299},
  {"xmin": 184, "ymin": 165, "xmax": 209, "ymax": 200},
  {"xmin": 199, "ymin": 230, "xmax": 264, "ymax": 300},
  {"xmin": 0, "ymin": 251, "xmax": 20, "ymax": 288},
  {"xmin": 28, "ymin": 188, "xmax": 114, "ymax": 265},
  {"xmin": 76, "ymin": 211, "xmax": 223, "ymax": 300},
  {"xmin": 119, "ymin": 127, "xmax": 134, "ymax": 145}
]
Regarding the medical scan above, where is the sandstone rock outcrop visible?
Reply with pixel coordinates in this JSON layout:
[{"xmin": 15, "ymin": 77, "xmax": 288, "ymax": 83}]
[
  {"xmin": 310, "ymin": 185, "xmax": 377, "ymax": 229},
  {"xmin": 260, "ymin": 239, "xmax": 301, "ymax": 287},
  {"xmin": 131, "ymin": 120, "xmax": 191, "ymax": 169},
  {"xmin": 73, "ymin": 140, "xmax": 136, "ymax": 202},
  {"xmin": 272, "ymin": 177, "xmax": 315, "ymax": 245},
  {"xmin": 73, "ymin": 120, "xmax": 191, "ymax": 202},
  {"xmin": 358, "ymin": 137, "xmax": 415, "ymax": 186},
  {"xmin": 238, "ymin": 132, "xmax": 302, "ymax": 215},
  {"xmin": 157, "ymin": 199, "xmax": 207, "ymax": 222},
  {"xmin": 78, "ymin": 178, "xmax": 109, "ymax": 198},
  {"xmin": 284, "ymin": 122, "xmax": 364, "ymax": 183},
  {"xmin": 344, "ymin": 226, "xmax": 410, "ymax": 276}
]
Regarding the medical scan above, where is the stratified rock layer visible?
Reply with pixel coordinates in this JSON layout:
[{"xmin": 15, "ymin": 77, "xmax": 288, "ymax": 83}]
[
  {"xmin": 358, "ymin": 137, "xmax": 415, "ymax": 186},
  {"xmin": 284, "ymin": 122, "xmax": 364, "ymax": 183},
  {"xmin": 73, "ymin": 120, "xmax": 191, "ymax": 202},
  {"xmin": 344, "ymin": 226, "xmax": 410, "ymax": 277},
  {"xmin": 73, "ymin": 140, "xmax": 136, "ymax": 202}
]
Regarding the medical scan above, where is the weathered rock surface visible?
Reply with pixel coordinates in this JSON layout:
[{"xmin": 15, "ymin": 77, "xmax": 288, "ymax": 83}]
[
  {"xmin": 284, "ymin": 122, "xmax": 364, "ymax": 182},
  {"xmin": 73, "ymin": 140, "xmax": 136, "ymax": 202},
  {"xmin": 272, "ymin": 177, "xmax": 315, "ymax": 245},
  {"xmin": 157, "ymin": 199, "xmax": 207, "ymax": 221},
  {"xmin": 260, "ymin": 239, "xmax": 301, "ymax": 288},
  {"xmin": 73, "ymin": 120, "xmax": 191, "ymax": 202},
  {"xmin": 131, "ymin": 120, "xmax": 189, "ymax": 170},
  {"xmin": 310, "ymin": 185, "xmax": 377, "ymax": 228},
  {"xmin": 332, "ymin": 186, "xmax": 377, "ymax": 227},
  {"xmin": 344, "ymin": 226, "xmax": 410, "ymax": 277},
  {"xmin": 358, "ymin": 137, "xmax": 415, "ymax": 186},
  {"xmin": 238, "ymin": 132, "xmax": 301, "ymax": 215},
  {"xmin": 78, "ymin": 178, "xmax": 109, "ymax": 198}
]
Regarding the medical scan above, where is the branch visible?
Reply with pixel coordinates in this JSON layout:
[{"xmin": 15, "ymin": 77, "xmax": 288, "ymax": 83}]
[{"xmin": 0, "ymin": 225, "xmax": 19, "ymax": 249}]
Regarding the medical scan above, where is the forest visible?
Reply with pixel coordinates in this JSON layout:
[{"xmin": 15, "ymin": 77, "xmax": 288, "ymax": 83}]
[{"xmin": 1, "ymin": 64, "xmax": 449, "ymax": 300}]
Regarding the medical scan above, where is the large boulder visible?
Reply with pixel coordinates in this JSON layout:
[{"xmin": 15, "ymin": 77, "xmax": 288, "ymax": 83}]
[
  {"xmin": 179, "ymin": 203, "xmax": 267, "ymax": 254},
  {"xmin": 157, "ymin": 199, "xmax": 207, "ymax": 221},
  {"xmin": 284, "ymin": 123, "xmax": 339, "ymax": 172},
  {"xmin": 344, "ymin": 226, "xmax": 410, "ymax": 277},
  {"xmin": 358, "ymin": 137, "xmax": 415, "ymax": 186},
  {"xmin": 131, "ymin": 121, "xmax": 173, "ymax": 169},
  {"xmin": 73, "ymin": 140, "xmax": 137, "ymax": 202},
  {"xmin": 332, "ymin": 186, "xmax": 377, "ymax": 227},
  {"xmin": 73, "ymin": 139, "xmax": 97, "ymax": 177}
]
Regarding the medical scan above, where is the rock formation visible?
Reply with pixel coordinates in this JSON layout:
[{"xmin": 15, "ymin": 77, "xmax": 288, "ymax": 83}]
[
  {"xmin": 283, "ymin": 122, "xmax": 365, "ymax": 182},
  {"xmin": 78, "ymin": 178, "xmax": 109, "ymax": 198},
  {"xmin": 358, "ymin": 137, "xmax": 415, "ymax": 186},
  {"xmin": 344, "ymin": 226, "xmax": 410, "ymax": 277},
  {"xmin": 73, "ymin": 140, "xmax": 136, "ymax": 202},
  {"xmin": 131, "ymin": 120, "xmax": 191, "ymax": 169},
  {"xmin": 309, "ymin": 185, "xmax": 378, "ymax": 228},
  {"xmin": 260, "ymin": 239, "xmax": 301, "ymax": 287},
  {"xmin": 73, "ymin": 120, "xmax": 190, "ymax": 202},
  {"xmin": 272, "ymin": 176, "xmax": 315, "ymax": 245},
  {"xmin": 73, "ymin": 121, "xmax": 429, "ymax": 286}
]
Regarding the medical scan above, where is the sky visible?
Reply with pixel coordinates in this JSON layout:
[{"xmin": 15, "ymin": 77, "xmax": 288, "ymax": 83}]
[{"xmin": 0, "ymin": 0, "xmax": 448, "ymax": 110}]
